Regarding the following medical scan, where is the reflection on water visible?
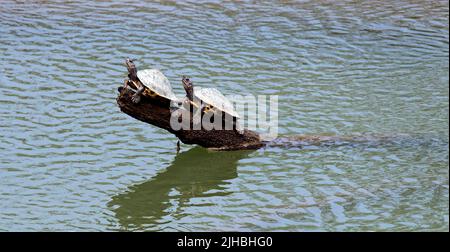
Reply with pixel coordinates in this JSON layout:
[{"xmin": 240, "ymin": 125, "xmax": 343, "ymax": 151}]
[{"xmin": 109, "ymin": 147, "xmax": 253, "ymax": 231}]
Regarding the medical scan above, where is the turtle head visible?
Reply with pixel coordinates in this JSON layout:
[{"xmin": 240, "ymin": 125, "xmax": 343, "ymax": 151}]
[
  {"xmin": 125, "ymin": 58, "xmax": 138, "ymax": 83},
  {"xmin": 125, "ymin": 57, "xmax": 136, "ymax": 63},
  {"xmin": 125, "ymin": 58, "xmax": 138, "ymax": 69},
  {"xmin": 182, "ymin": 75, "xmax": 194, "ymax": 102},
  {"xmin": 125, "ymin": 57, "xmax": 132, "ymax": 65}
]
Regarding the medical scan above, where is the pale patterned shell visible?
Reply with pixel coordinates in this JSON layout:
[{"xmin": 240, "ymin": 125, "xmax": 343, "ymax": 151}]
[
  {"xmin": 194, "ymin": 87, "xmax": 240, "ymax": 118},
  {"xmin": 137, "ymin": 69, "xmax": 178, "ymax": 100}
]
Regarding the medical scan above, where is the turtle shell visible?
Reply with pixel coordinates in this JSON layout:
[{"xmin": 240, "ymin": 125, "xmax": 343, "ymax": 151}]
[
  {"xmin": 136, "ymin": 69, "xmax": 177, "ymax": 101},
  {"xmin": 194, "ymin": 87, "xmax": 240, "ymax": 118}
]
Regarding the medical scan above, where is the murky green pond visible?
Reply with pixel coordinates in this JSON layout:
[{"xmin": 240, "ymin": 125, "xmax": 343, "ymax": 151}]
[{"xmin": 0, "ymin": 0, "xmax": 448, "ymax": 231}]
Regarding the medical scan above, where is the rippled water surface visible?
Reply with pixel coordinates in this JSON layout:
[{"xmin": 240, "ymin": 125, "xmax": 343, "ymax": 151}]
[{"xmin": 0, "ymin": 0, "xmax": 448, "ymax": 231}]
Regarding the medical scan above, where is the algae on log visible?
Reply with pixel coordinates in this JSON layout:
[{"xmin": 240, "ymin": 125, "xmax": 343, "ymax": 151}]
[{"xmin": 116, "ymin": 84, "xmax": 265, "ymax": 151}]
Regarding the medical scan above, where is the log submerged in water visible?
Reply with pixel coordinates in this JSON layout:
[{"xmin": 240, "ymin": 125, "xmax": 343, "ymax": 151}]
[
  {"xmin": 117, "ymin": 82, "xmax": 408, "ymax": 150},
  {"xmin": 116, "ymin": 81, "xmax": 265, "ymax": 151},
  {"xmin": 117, "ymin": 60, "xmax": 397, "ymax": 151}
]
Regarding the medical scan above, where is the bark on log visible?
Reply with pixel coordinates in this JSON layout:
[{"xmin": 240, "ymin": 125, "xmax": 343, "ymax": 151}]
[{"xmin": 116, "ymin": 83, "xmax": 265, "ymax": 151}]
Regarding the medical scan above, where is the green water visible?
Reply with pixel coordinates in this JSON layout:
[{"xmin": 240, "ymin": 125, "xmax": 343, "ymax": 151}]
[{"xmin": 0, "ymin": 0, "xmax": 448, "ymax": 231}]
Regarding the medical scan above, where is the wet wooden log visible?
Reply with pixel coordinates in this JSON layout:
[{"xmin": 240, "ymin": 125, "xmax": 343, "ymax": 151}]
[
  {"xmin": 116, "ymin": 84, "xmax": 265, "ymax": 151},
  {"xmin": 116, "ymin": 79, "xmax": 403, "ymax": 150}
]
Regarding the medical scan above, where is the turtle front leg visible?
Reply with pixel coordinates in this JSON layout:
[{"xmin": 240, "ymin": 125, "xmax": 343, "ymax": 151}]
[
  {"xmin": 118, "ymin": 79, "xmax": 129, "ymax": 93},
  {"xmin": 125, "ymin": 58, "xmax": 144, "ymax": 103},
  {"xmin": 132, "ymin": 85, "xmax": 144, "ymax": 104}
]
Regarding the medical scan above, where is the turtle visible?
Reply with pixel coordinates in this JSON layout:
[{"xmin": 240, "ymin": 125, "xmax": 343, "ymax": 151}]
[
  {"xmin": 136, "ymin": 69, "xmax": 178, "ymax": 101},
  {"xmin": 194, "ymin": 87, "xmax": 244, "ymax": 134},
  {"xmin": 124, "ymin": 59, "xmax": 178, "ymax": 103},
  {"xmin": 180, "ymin": 76, "xmax": 243, "ymax": 133},
  {"xmin": 181, "ymin": 76, "xmax": 239, "ymax": 118},
  {"xmin": 194, "ymin": 87, "xmax": 240, "ymax": 119}
]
